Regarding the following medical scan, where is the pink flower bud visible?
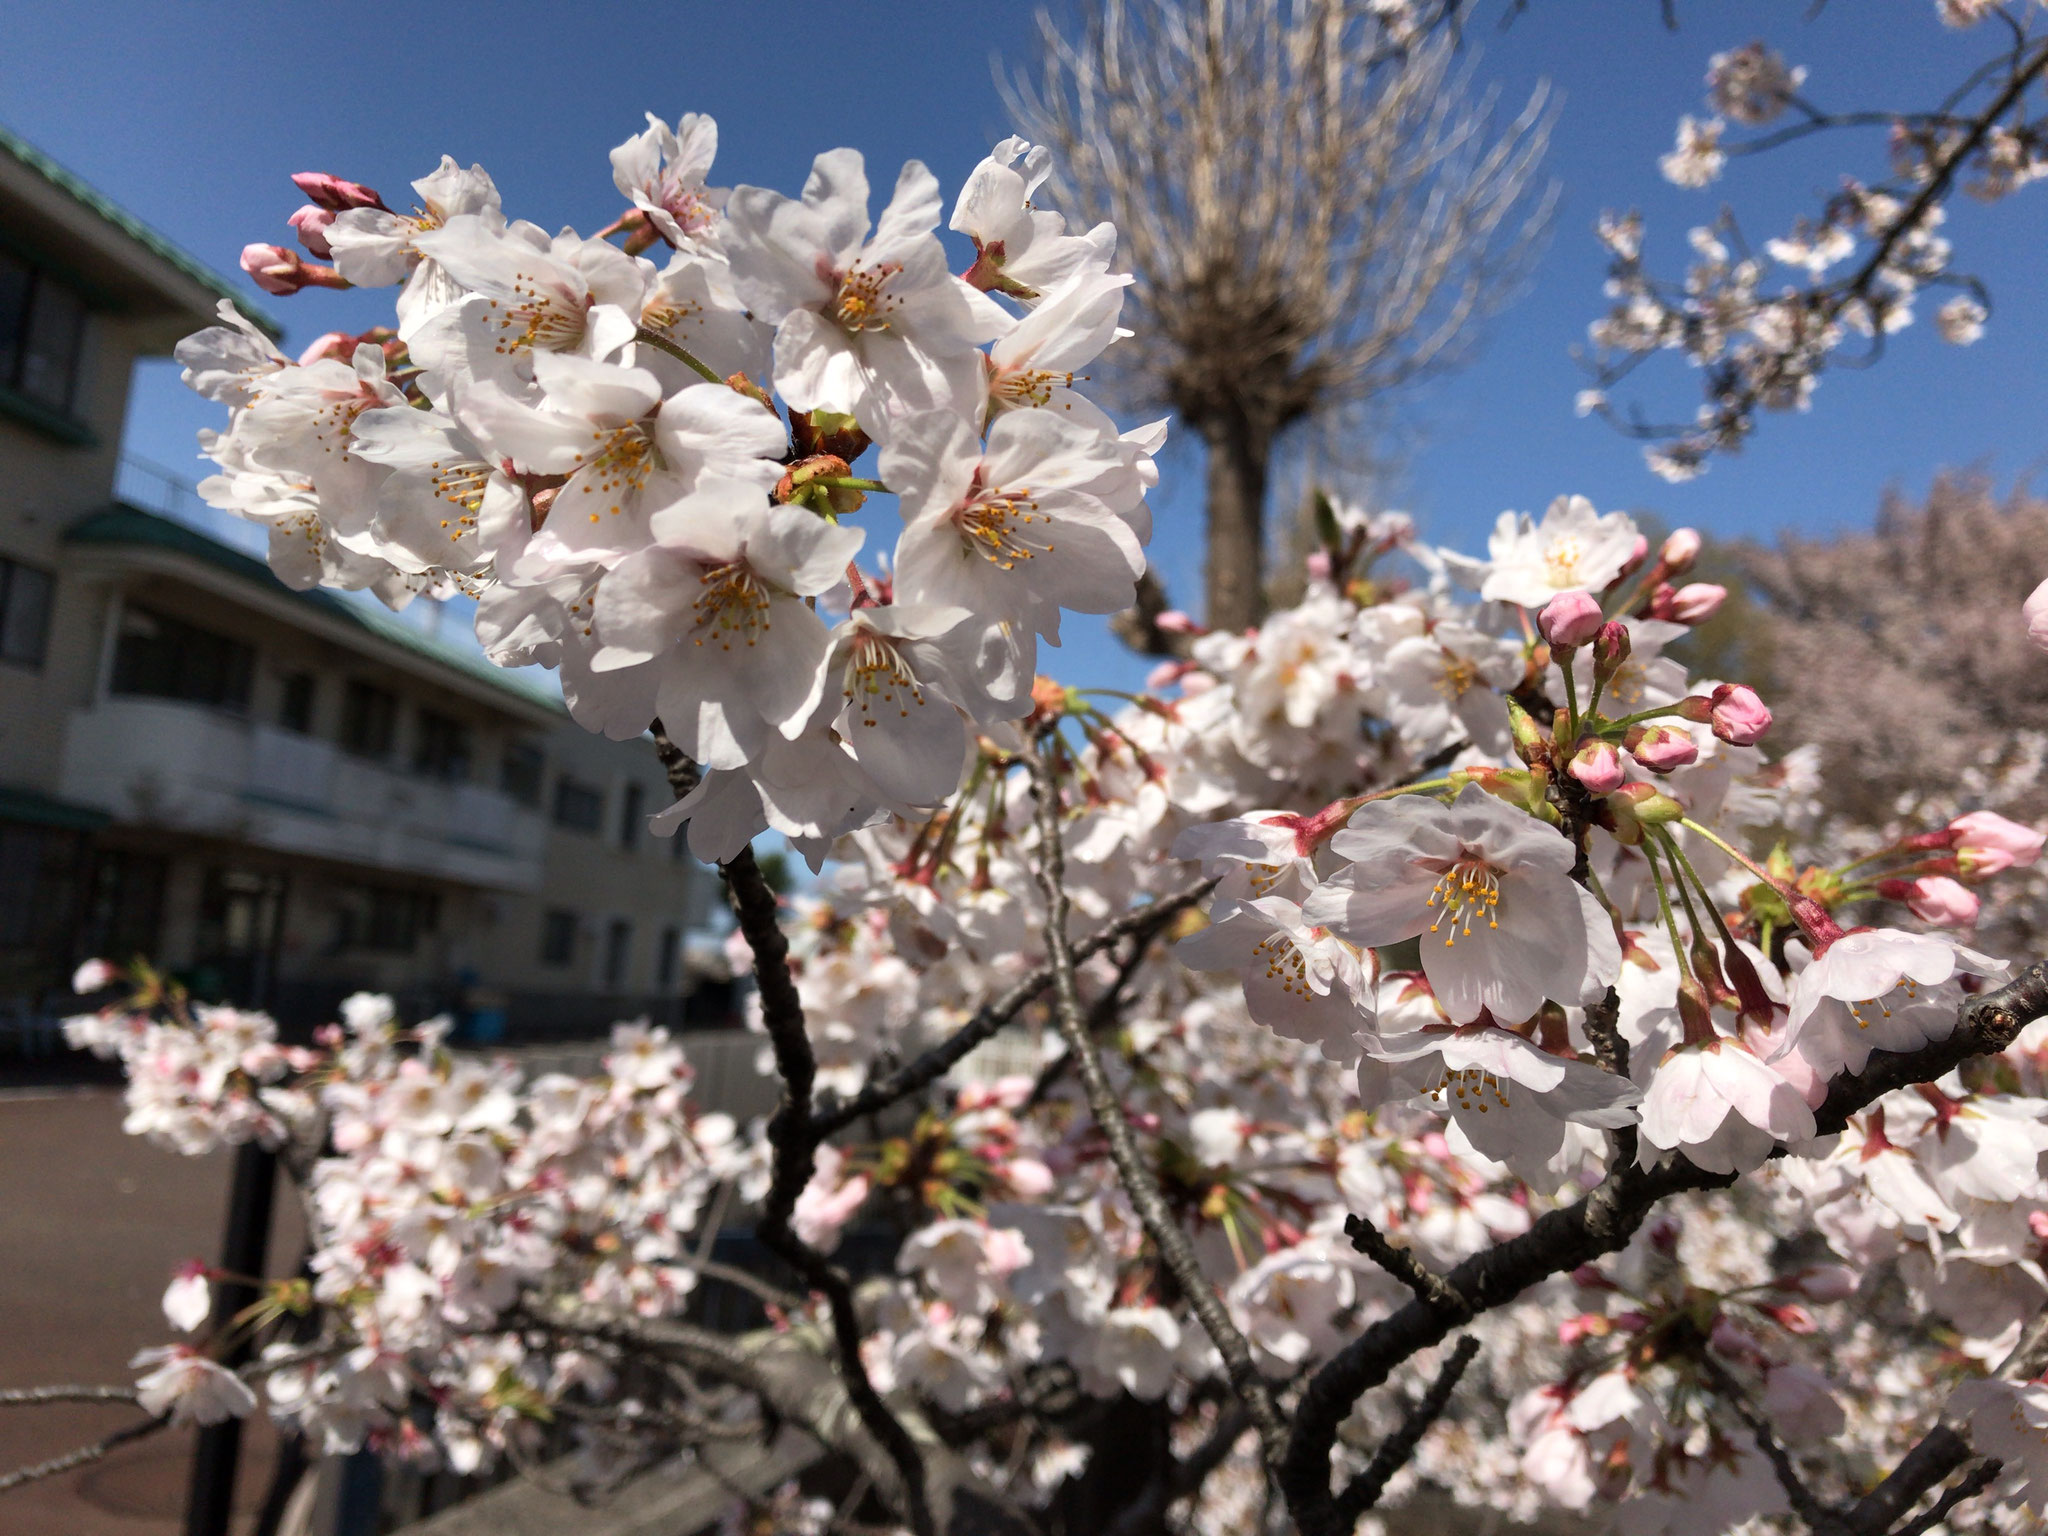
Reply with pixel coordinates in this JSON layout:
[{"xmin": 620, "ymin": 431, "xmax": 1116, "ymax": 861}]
[
  {"xmin": 1539, "ymin": 590, "xmax": 1604, "ymax": 649},
  {"xmin": 1628, "ymin": 725, "xmax": 1699, "ymax": 774},
  {"xmin": 2025, "ymin": 576, "xmax": 2048, "ymax": 653},
  {"xmin": 1948, "ymin": 811, "xmax": 2045, "ymax": 874},
  {"xmin": 1878, "ymin": 875, "xmax": 1979, "ymax": 928},
  {"xmin": 1568, "ymin": 739, "xmax": 1626, "ymax": 794},
  {"xmin": 1660, "ymin": 527, "xmax": 1702, "ymax": 573},
  {"xmin": 1155, "ymin": 610, "xmax": 1201, "ymax": 635},
  {"xmin": 240, "ymin": 243, "xmax": 348, "ymax": 296},
  {"xmin": 1708, "ymin": 683, "xmax": 1771, "ymax": 745},
  {"xmin": 71, "ymin": 958, "xmax": 116, "ymax": 994},
  {"xmin": 286, "ymin": 204, "xmax": 336, "ymax": 258},
  {"xmin": 296, "ymin": 332, "xmax": 356, "ymax": 366},
  {"xmin": 1777, "ymin": 1264, "xmax": 1858, "ymax": 1302},
  {"xmin": 1305, "ymin": 550, "xmax": 1332, "ymax": 581},
  {"xmin": 1666, "ymin": 582, "xmax": 1726, "ymax": 623},
  {"xmin": 289, "ymin": 171, "xmax": 386, "ymax": 211},
  {"xmin": 1591, "ymin": 620, "xmax": 1631, "ymax": 684}
]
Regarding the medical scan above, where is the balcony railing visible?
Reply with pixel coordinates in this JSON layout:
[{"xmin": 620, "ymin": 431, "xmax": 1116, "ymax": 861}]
[{"xmin": 59, "ymin": 698, "xmax": 547, "ymax": 891}]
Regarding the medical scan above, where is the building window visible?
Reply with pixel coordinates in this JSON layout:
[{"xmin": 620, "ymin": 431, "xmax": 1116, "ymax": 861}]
[
  {"xmin": 82, "ymin": 849, "xmax": 167, "ymax": 963},
  {"xmin": 111, "ymin": 607, "xmax": 253, "ymax": 712},
  {"xmin": 500, "ymin": 742, "xmax": 545, "ymax": 806},
  {"xmin": 552, "ymin": 777, "xmax": 604, "ymax": 833},
  {"xmin": 0, "ymin": 556, "xmax": 54, "ymax": 669},
  {"xmin": 340, "ymin": 680, "xmax": 397, "ymax": 758},
  {"xmin": 334, "ymin": 884, "xmax": 438, "ymax": 954},
  {"xmin": 413, "ymin": 709, "xmax": 472, "ymax": 783},
  {"xmin": 617, "ymin": 782, "xmax": 643, "ymax": 850},
  {"xmin": 0, "ymin": 821, "xmax": 84, "ymax": 956},
  {"xmin": 602, "ymin": 918, "xmax": 632, "ymax": 992},
  {"xmin": 656, "ymin": 925, "xmax": 680, "ymax": 990},
  {"xmin": 540, "ymin": 908, "xmax": 577, "ymax": 967},
  {"xmin": 278, "ymin": 672, "xmax": 316, "ymax": 733},
  {"xmin": 0, "ymin": 251, "xmax": 87, "ymax": 415}
]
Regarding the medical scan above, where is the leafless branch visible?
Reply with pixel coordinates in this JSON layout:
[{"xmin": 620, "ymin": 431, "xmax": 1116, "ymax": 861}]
[
  {"xmin": 0, "ymin": 1386, "xmax": 141, "ymax": 1407},
  {"xmin": 0, "ymin": 1415, "xmax": 168, "ymax": 1494},
  {"xmin": 1330, "ymin": 1335, "xmax": 1481, "ymax": 1525}
]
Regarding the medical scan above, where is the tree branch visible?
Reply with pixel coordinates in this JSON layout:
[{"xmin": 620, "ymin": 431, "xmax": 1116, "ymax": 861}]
[
  {"xmin": 0, "ymin": 1386, "xmax": 141, "ymax": 1407},
  {"xmin": 1343, "ymin": 1214, "xmax": 1470, "ymax": 1317},
  {"xmin": 1279, "ymin": 959, "xmax": 2048, "ymax": 1536},
  {"xmin": 1697, "ymin": 1354, "xmax": 1846, "ymax": 1535},
  {"xmin": 1330, "ymin": 1335, "xmax": 1481, "ymax": 1526},
  {"xmin": 1021, "ymin": 734, "xmax": 1291, "ymax": 1471},
  {"xmin": 810, "ymin": 877, "xmax": 1215, "ymax": 1138},
  {"xmin": 721, "ymin": 844, "xmax": 937, "ymax": 1536}
]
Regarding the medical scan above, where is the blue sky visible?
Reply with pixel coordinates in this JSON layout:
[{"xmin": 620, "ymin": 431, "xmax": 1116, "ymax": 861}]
[{"xmin": 6, "ymin": 0, "xmax": 2044, "ymax": 695}]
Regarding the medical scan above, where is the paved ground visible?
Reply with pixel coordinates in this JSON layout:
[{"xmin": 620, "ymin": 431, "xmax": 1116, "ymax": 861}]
[{"xmin": 0, "ymin": 1087, "xmax": 303, "ymax": 1536}]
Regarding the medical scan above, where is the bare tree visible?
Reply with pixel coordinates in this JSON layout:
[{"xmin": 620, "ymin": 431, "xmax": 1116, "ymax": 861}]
[{"xmin": 1010, "ymin": 0, "xmax": 1555, "ymax": 634}]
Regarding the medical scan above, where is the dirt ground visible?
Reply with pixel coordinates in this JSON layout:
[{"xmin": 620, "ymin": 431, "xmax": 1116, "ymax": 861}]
[{"xmin": 0, "ymin": 1087, "xmax": 303, "ymax": 1536}]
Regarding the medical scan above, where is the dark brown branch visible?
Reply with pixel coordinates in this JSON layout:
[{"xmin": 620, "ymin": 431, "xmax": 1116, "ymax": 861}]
[
  {"xmin": 1279, "ymin": 959, "xmax": 2048, "ymax": 1536},
  {"xmin": 1330, "ymin": 1335, "xmax": 1481, "ymax": 1526},
  {"xmin": 811, "ymin": 877, "xmax": 1215, "ymax": 1137},
  {"xmin": 0, "ymin": 1415, "xmax": 168, "ymax": 1494},
  {"xmin": 721, "ymin": 844, "xmax": 936, "ymax": 1536},
  {"xmin": 1021, "ymin": 737, "xmax": 1290, "ymax": 1471},
  {"xmin": 1343, "ymin": 1214, "xmax": 1469, "ymax": 1317},
  {"xmin": 1890, "ymin": 1458, "xmax": 2004, "ymax": 1536}
]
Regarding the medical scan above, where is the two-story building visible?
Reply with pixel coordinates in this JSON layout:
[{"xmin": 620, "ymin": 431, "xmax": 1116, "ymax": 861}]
[{"xmin": 0, "ymin": 124, "xmax": 727, "ymax": 1042}]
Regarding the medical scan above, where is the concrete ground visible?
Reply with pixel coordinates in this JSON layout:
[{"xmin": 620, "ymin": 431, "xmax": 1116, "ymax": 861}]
[{"xmin": 0, "ymin": 1086, "xmax": 303, "ymax": 1536}]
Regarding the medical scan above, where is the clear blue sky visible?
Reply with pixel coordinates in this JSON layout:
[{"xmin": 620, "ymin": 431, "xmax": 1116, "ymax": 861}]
[{"xmin": 6, "ymin": 0, "xmax": 2043, "ymax": 694}]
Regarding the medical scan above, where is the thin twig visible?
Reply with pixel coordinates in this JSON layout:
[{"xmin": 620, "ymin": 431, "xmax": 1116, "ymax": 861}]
[
  {"xmin": 0, "ymin": 1386, "xmax": 141, "ymax": 1407},
  {"xmin": 1022, "ymin": 735, "xmax": 1290, "ymax": 1471},
  {"xmin": 1697, "ymin": 1354, "xmax": 1846, "ymax": 1535},
  {"xmin": 1330, "ymin": 1336, "xmax": 1481, "ymax": 1525},
  {"xmin": 0, "ymin": 1415, "xmax": 169, "ymax": 1494},
  {"xmin": 1891, "ymin": 1458, "xmax": 2004, "ymax": 1536},
  {"xmin": 811, "ymin": 877, "xmax": 1216, "ymax": 1137},
  {"xmin": 1343, "ymin": 1214, "xmax": 1469, "ymax": 1317}
]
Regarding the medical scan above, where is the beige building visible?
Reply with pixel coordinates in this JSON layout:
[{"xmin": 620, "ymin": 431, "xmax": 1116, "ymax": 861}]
[{"xmin": 0, "ymin": 125, "xmax": 726, "ymax": 1041}]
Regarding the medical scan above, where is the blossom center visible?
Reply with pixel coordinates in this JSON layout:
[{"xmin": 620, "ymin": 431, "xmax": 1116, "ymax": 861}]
[
  {"xmin": 568, "ymin": 423, "xmax": 662, "ymax": 523},
  {"xmin": 691, "ymin": 562, "xmax": 771, "ymax": 649},
  {"xmin": 1847, "ymin": 978, "xmax": 1920, "ymax": 1029},
  {"xmin": 426, "ymin": 457, "xmax": 491, "ymax": 543},
  {"xmin": 829, "ymin": 262, "xmax": 904, "ymax": 332},
  {"xmin": 484, "ymin": 277, "xmax": 590, "ymax": 356},
  {"xmin": 1427, "ymin": 858, "xmax": 1502, "ymax": 946},
  {"xmin": 992, "ymin": 366, "xmax": 1074, "ymax": 410},
  {"xmin": 1431, "ymin": 1066, "xmax": 1512, "ymax": 1112},
  {"xmin": 956, "ymin": 491, "xmax": 1050, "ymax": 570},
  {"xmin": 1434, "ymin": 654, "xmax": 1481, "ymax": 700},
  {"xmin": 843, "ymin": 633, "xmax": 926, "ymax": 725},
  {"xmin": 1542, "ymin": 536, "xmax": 1587, "ymax": 587},
  {"xmin": 1252, "ymin": 932, "xmax": 1314, "ymax": 997}
]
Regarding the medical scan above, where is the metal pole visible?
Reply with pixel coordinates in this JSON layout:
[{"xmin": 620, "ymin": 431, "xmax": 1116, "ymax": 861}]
[{"xmin": 183, "ymin": 1138, "xmax": 277, "ymax": 1536}]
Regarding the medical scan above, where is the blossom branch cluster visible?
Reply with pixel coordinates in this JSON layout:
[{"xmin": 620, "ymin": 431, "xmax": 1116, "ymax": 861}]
[
  {"xmin": 1583, "ymin": 8, "xmax": 2048, "ymax": 480},
  {"xmin": 19, "ymin": 106, "xmax": 2048, "ymax": 1536}
]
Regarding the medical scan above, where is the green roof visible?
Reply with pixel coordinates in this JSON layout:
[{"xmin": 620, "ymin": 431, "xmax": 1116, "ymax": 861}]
[
  {"xmin": 0, "ymin": 123, "xmax": 282, "ymax": 338},
  {"xmin": 67, "ymin": 505, "xmax": 564, "ymax": 717}
]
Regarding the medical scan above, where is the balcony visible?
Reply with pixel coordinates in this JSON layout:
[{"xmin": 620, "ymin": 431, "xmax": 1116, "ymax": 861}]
[{"xmin": 59, "ymin": 698, "xmax": 546, "ymax": 891}]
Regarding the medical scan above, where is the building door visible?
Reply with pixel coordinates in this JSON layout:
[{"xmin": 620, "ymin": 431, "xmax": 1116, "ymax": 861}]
[{"xmin": 192, "ymin": 867, "xmax": 287, "ymax": 1007}]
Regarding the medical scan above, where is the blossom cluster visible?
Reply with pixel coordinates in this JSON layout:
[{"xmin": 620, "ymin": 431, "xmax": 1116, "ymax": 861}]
[
  {"xmin": 184, "ymin": 120, "xmax": 1159, "ymax": 863},
  {"xmin": 1583, "ymin": 12, "xmax": 2047, "ymax": 480}
]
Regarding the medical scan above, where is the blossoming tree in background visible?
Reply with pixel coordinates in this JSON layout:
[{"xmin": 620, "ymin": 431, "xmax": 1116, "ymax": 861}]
[{"xmin": 15, "ymin": 5, "xmax": 2048, "ymax": 1536}]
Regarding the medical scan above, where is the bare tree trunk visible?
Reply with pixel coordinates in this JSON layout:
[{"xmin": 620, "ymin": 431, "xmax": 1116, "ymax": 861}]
[{"xmin": 1202, "ymin": 413, "xmax": 1271, "ymax": 633}]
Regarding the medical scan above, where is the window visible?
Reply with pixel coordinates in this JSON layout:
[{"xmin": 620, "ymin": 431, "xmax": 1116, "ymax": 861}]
[
  {"xmin": 111, "ymin": 607, "xmax": 253, "ymax": 711},
  {"xmin": 334, "ymin": 884, "xmax": 438, "ymax": 954},
  {"xmin": 340, "ymin": 680, "xmax": 397, "ymax": 758},
  {"xmin": 278, "ymin": 672, "xmax": 316, "ymax": 734},
  {"xmin": 0, "ymin": 557, "xmax": 54, "ymax": 668},
  {"xmin": 552, "ymin": 777, "xmax": 604, "ymax": 833},
  {"xmin": 602, "ymin": 918, "xmax": 632, "ymax": 992},
  {"xmin": 413, "ymin": 709, "xmax": 472, "ymax": 783},
  {"xmin": 656, "ymin": 925, "xmax": 680, "ymax": 990},
  {"xmin": 0, "ymin": 822, "xmax": 83, "ymax": 953},
  {"xmin": 617, "ymin": 782, "xmax": 644, "ymax": 850},
  {"xmin": 540, "ymin": 908, "xmax": 577, "ymax": 967},
  {"xmin": 0, "ymin": 250, "xmax": 87, "ymax": 415},
  {"xmin": 500, "ymin": 742, "xmax": 545, "ymax": 806}
]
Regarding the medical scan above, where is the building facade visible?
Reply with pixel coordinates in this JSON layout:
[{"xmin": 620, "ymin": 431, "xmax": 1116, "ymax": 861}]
[{"xmin": 0, "ymin": 126, "xmax": 727, "ymax": 1043}]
